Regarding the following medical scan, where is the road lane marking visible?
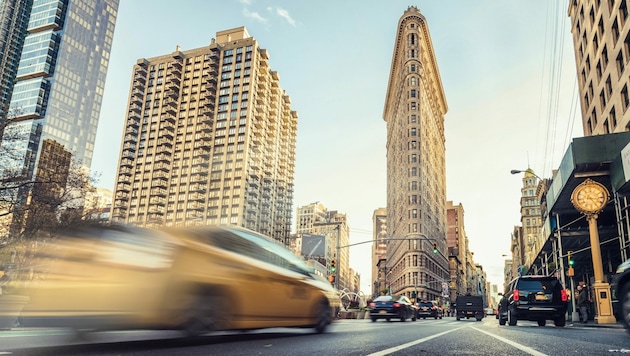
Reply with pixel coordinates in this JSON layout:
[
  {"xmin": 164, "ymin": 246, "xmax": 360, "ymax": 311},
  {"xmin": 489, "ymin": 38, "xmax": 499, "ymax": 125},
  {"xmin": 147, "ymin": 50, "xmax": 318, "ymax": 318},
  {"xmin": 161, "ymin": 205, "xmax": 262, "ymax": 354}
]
[
  {"xmin": 367, "ymin": 326, "xmax": 466, "ymax": 356},
  {"xmin": 471, "ymin": 327, "xmax": 548, "ymax": 356}
]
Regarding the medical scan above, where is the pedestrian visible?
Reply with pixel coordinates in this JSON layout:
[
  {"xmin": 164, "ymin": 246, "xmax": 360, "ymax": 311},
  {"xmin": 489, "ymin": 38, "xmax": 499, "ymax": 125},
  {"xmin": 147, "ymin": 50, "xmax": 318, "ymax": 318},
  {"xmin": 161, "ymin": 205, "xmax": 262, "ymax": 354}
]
[{"xmin": 577, "ymin": 284, "xmax": 589, "ymax": 323}]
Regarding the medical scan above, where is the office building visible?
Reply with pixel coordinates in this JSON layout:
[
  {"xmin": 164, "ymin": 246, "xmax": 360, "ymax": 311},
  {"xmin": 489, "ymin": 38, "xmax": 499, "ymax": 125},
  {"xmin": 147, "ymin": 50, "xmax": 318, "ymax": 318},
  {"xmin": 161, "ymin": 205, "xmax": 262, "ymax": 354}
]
[
  {"xmin": 294, "ymin": 202, "xmax": 349, "ymax": 290},
  {"xmin": 0, "ymin": 0, "xmax": 32, "ymax": 127},
  {"xmin": 0, "ymin": 0, "xmax": 118, "ymax": 236},
  {"xmin": 382, "ymin": 6, "xmax": 449, "ymax": 302},
  {"xmin": 111, "ymin": 27, "xmax": 297, "ymax": 243},
  {"xmin": 568, "ymin": 0, "xmax": 630, "ymax": 134}
]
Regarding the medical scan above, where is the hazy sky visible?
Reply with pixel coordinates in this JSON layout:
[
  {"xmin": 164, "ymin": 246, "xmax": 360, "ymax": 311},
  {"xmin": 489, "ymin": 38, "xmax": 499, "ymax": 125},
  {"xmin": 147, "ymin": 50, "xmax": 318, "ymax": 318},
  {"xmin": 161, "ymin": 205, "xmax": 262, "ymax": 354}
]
[{"xmin": 92, "ymin": 0, "xmax": 583, "ymax": 292}]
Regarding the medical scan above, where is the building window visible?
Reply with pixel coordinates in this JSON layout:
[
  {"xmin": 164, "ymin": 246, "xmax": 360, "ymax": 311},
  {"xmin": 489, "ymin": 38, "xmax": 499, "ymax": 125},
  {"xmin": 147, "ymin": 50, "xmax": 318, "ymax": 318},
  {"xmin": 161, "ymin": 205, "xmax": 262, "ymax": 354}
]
[
  {"xmin": 622, "ymin": 85, "xmax": 629, "ymax": 112},
  {"xmin": 410, "ymin": 64, "xmax": 416, "ymax": 72},
  {"xmin": 610, "ymin": 106, "xmax": 617, "ymax": 129},
  {"xmin": 612, "ymin": 19, "xmax": 619, "ymax": 43},
  {"xmin": 410, "ymin": 89, "xmax": 416, "ymax": 98},
  {"xmin": 617, "ymin": 52, "xmax": 625, "ymax": 78}
]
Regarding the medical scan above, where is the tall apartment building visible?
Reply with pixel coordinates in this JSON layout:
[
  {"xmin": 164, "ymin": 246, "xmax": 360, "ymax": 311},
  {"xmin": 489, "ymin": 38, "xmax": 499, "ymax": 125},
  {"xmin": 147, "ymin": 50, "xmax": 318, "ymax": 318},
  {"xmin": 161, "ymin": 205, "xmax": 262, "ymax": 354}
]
[
  {"xmin": 294, "ymin": 202, "xmax": 350, "ymax": 290},
  {"xmin": 0, "ymin": 0, "xmax": 118, "ymax": 235},
  {"xmin": 0, "ymin": 0, "xmax": 32, "ymax": 125},
  {"xmin": 111, "ymin": 27, "xmax": 297, "ymax": 243},
  {"xmin": 568, "ymin": 0, "xmax": 630, "ymax": 134},
  {"xmin": 383, "ymin": 6, "xmax": 449, "ymax": 302}
]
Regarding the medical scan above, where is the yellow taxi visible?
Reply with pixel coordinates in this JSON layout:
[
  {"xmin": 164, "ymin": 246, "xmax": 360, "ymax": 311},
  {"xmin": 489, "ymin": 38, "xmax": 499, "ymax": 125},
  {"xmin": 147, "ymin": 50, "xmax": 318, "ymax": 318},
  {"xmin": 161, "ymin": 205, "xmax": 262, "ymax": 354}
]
[{"xmin": 10, "ymin": 224, "xmax": 340, "ymax": 336}]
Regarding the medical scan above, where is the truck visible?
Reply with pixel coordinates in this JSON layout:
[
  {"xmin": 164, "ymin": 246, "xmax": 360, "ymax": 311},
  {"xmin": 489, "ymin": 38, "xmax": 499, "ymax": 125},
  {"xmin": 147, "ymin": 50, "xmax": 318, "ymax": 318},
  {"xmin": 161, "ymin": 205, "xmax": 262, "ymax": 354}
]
[{"xmin": 455, "ymin": 295, "xmax": 484, "ymax": 321}]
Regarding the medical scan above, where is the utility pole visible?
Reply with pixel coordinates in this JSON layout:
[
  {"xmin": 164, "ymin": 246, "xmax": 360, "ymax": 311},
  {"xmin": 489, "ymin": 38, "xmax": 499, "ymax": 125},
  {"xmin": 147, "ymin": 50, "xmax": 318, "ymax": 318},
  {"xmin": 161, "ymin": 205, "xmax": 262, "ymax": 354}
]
[{"xmin": 335, "ymin": 224, "xmax": 340, "ymax": 290}]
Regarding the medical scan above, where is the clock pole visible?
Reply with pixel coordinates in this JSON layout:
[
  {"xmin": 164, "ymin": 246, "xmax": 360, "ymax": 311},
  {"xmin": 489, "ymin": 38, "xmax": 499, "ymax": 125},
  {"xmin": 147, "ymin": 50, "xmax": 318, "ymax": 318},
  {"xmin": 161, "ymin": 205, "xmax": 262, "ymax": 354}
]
[{"xmin": 570, "ymin": 179, "xmax": 616, "ymax": 324}]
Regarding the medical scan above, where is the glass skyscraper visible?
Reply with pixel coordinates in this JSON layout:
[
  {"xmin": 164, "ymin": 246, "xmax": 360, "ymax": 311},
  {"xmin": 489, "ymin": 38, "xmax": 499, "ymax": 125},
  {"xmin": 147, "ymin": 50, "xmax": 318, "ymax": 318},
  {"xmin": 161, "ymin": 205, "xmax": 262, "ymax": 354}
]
[
  {"xmin": 1, "ymin": 0, "xmax": 118, "ymax": 178},
  {"xmin": 0, "ymin": 0, "xmax": 118, "ymax": 236}
]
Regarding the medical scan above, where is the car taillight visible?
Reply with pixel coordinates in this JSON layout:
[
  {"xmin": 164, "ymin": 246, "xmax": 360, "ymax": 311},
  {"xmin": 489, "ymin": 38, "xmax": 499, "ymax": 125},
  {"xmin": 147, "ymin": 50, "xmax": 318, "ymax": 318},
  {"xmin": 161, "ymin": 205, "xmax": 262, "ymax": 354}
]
[
  {"xmin": 393, "ymin": 303, "xmax": 400, "ymax": 307},
  {"xmin": 561, "ymin": 289, "xmax": 568, "ymax": 302},
  {"xmin": 431, "ymin": 306, "xmax": 436, "ymax": 310},
  {"xmin": 370, "ymin": 302, "xmax": 375, "ymax": 307},
  {"xmin": 513, "ymin": 289, "xmax": 519, "ymax": 301}
]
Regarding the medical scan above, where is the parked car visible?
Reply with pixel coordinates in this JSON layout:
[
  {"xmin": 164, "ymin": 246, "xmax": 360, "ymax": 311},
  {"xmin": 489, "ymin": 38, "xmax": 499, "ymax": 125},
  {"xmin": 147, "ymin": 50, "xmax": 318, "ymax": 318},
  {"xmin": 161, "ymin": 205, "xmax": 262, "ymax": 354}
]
[
  {"xmin": 369, "ymin": 295, "xmax": 417, "ymax": 322},
  {"xmin": 498, "ymin": 275, "xmax": 568, "ymax": 327},
  {"xmin": 7, "ymin": 224, "xmax": 341, "ymax": 336},
  {"xmin": 416, "ymin": 300, "xmax": 443, "ymax": 319},
  {"xmin": 612, "ymin": 258, "xmax": 630, "ymax": 332}
]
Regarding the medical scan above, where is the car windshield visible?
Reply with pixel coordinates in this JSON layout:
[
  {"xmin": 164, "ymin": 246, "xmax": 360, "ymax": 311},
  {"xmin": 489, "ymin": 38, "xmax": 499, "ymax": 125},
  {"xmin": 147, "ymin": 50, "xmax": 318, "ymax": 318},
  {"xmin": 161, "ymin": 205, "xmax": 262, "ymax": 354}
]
[
  {"xmin": 519, "ymin": 279, "xmax": 559, "ymax": 292},
  {"xmin": 374, "ymin": 296, "xmax": 393, "ymax": 302}
]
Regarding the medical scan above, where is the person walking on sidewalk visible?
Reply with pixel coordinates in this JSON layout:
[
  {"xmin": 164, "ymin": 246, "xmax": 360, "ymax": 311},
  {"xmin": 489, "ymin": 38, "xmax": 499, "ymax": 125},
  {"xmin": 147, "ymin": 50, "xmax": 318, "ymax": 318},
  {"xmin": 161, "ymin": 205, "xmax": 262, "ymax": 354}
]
[{"xmin": 577, "ymin": 284, "xmax": 589, "ymax": 323}]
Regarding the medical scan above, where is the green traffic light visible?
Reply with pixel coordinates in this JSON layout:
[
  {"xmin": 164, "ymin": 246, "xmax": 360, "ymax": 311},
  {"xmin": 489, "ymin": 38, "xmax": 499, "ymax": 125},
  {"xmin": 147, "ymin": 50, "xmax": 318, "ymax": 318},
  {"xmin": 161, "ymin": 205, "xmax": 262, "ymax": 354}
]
[{"xmin": 569, "ymin": 259, "xmax": 574, "ymax": 266}]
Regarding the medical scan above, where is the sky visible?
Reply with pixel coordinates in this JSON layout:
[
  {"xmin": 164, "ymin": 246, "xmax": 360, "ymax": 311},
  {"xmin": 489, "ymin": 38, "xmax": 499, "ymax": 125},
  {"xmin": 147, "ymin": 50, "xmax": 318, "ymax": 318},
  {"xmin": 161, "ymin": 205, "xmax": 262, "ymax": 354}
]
[{"xmin": 91, "ymin": 0, "xmax": 584, "ymax": 293}]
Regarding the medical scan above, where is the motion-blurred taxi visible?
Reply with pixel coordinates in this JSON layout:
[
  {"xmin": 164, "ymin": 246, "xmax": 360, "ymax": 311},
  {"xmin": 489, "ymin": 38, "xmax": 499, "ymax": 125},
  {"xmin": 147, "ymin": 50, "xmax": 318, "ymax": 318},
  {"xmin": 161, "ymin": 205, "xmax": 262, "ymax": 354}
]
[{"xmin": 10, "ymin": 224, "xmax": 340, "ymax": 336}]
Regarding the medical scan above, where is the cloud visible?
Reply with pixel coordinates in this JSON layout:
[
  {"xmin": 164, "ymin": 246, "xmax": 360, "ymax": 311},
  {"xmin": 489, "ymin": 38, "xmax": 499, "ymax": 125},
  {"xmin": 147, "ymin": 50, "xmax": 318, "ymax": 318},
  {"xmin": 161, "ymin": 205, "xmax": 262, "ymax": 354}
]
[
  {"xmin": 275, "ymin": 7, "xmax": 296, "ymax": 26},
  {"xmin": 242, "ymin": 8, "xmax": 267, "ymax": 24},
  {"xmin": 238, "ymin": 0, "xmax": 252, "ymax": 5}
]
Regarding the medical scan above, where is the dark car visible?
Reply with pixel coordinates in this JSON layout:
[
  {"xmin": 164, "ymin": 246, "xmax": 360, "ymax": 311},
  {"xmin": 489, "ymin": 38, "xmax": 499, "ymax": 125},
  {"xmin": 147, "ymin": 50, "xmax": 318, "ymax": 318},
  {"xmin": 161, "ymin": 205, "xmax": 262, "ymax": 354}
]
[
  {"xmin": 498, "ymin": 275, "xmax": 568, "ymax": 327},
  {"xmin": 416, "ymin": 300, "xmax": 443, "ymax": 319},
  {"xmin": 369, "ymin": 295, "xmax": 417, "ymax": 322},
  {"xmin": 612, "ymin": 258, "xmax": 630, "ymax": 332}
]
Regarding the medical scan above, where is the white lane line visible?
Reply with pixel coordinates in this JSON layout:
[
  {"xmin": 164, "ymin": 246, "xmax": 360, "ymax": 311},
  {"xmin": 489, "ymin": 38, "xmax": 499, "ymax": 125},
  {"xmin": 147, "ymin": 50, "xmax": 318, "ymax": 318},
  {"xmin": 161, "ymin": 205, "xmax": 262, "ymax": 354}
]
[
  {"xmin": 471, "ymin": 327, "xmax": 548, "ymax": 356},
  {"xmin": 366, "ymin": 326, "xmax": 467, "ymax": 356}
]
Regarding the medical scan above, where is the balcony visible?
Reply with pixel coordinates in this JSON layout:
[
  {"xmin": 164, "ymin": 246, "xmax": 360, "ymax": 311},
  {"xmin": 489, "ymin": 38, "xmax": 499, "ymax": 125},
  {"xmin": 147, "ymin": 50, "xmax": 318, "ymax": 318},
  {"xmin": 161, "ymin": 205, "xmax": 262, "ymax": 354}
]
[
  {"xmin": 165, "ymin": 88, "xmax": 179, "ymax": 99},
  {"xmin": 197, "ymin": 123, "xmax": 212, "ymax": 132},
  {"xmin": 171, "ymin": 59, "xmax": 182, "ymax": 70},
  {"xmin": 161, "ymin": 112, "xmax": 176, "ymax": 124},
  {"xmin": 134, "ymin": 73, "xmax": 146, "ymax": 83},
  {"xmin": 129, "ymin": 104, "xmax": 142, "ymax": 113},
  {"xmin": 117, "ymin": 183, "xmax": 131, "ymax": 192},
  {"xmin": 123, "ymin": 134, "xmax": 137, "ymax": 144},
  {"xmin": 189, "ymin": 183, "xmax": 207, "ymax": 192},
  {"xmin": 133, "ymin": 80, "xmax": 145, "ymax": 90},
  {"xmin": 167, "ymin": 75, "xmax": 181, "ymax": 86},
  {"xmin": 149, "ymin": 197, "xmax": 167, "ymax": 206},
  {"xmin": 154, "ymin": 154, "xmax": 171, "ymax": 163},
  {"xmin": 193, "ymin": 147, "xmax": 210, "ymax": 158},
  {"xmin": 150, "ymin": 187, "xmax": 168, "ymax": 197},
  {"xmin": 115, "ymin": 192, "xmax": 129, "ymax": 201},
  {"xmin": 153, "ymin": 162, "xmax": 169, "ymax": 171},
  {"xmin": 120, "ymin": 158, "xmax": 133, "ymax": 167},
  {"xmin": 122, "ymin": 149, "xmax": 135, "ymax": 159}
]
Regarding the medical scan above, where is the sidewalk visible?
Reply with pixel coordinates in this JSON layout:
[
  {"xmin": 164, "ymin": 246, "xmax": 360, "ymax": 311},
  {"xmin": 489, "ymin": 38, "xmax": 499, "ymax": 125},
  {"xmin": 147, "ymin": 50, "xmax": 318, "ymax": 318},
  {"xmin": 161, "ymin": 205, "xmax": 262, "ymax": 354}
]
[{"xmin": 569, "ymin": 320, "xmax": 626, "ymax": 329}]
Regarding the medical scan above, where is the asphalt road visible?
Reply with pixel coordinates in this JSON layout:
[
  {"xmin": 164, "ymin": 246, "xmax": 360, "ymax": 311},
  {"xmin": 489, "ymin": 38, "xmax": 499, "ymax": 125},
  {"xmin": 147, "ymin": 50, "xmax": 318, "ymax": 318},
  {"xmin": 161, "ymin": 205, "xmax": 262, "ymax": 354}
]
[{"xmin": 0, "ymin": 316, "xmax": 627, "ymax": 355}]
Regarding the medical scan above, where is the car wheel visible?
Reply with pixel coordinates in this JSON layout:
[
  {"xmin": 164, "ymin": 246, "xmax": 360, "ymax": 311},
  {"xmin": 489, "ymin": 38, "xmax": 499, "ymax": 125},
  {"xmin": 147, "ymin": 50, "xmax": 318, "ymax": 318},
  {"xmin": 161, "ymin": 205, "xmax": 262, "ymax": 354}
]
[
  {"xmin": 182, "ymin": 294, "xmax": 225, "ymax": 337},
  {"xmin": 314, "ymin": 301, "xmax": 332, "ymax": 333},
  {"xmin": 371, "ymin": 317, "xmax": 377, "ymax": 322},
  {"xmin": 620, "ymin": 283, "xmax": 630, "ymax": 330},
  {"xmin": 537, "ymin": 320, "xmax": 546, "ymax": 327},
  {"xmin": 553, "ymin": 315, "xmax": 566, "ymax": 327},
  {"xmin": 508, "ymin": 308, "xmax": 517, "ymax": 326},
  {"xmin": 456, "ymin": 316, "xmax": 460, "ymax": 321},
  {"xmin": 400, "ymin": 311, "xmax": 406, "ymax": 322},
  {"xmin": 386, "ymin": 318, "xmax": 391, "ymax": 322}
]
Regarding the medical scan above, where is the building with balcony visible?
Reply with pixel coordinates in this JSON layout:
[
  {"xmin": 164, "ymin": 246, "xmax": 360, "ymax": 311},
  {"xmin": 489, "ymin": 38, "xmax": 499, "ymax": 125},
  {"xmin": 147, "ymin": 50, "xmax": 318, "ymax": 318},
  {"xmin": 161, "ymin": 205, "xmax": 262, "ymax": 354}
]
[
  {"xmin": 382, "ymin": 6, "xmax": 449, "ymax": 302},
  {"xmin": 111, "ymin": 27, "xmax": 297, "ymax": 244}
]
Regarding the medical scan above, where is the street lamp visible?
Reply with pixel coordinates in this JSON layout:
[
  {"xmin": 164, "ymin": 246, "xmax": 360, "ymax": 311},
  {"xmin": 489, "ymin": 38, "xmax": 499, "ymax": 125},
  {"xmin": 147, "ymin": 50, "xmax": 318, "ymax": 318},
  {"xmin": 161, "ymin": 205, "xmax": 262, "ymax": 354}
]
[{"xmin": 510, "ymin": 168, "xmax": 543, "ymax": 181}]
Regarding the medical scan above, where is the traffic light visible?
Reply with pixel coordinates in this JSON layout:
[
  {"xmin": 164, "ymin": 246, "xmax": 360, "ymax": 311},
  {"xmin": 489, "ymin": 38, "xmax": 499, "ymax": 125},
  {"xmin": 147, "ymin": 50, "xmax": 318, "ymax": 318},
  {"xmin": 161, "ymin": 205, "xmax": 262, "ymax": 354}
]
[
  {"xmin": 330, "ymin": 259, "xmax": 336, "ymax": 273},
  {"xmin": 432, "ymin": 243, "xmax": 438, "ymax": 254},
  {"xmin": 567, "ymin": 251, "xmax": 575, "ymax": 277}
]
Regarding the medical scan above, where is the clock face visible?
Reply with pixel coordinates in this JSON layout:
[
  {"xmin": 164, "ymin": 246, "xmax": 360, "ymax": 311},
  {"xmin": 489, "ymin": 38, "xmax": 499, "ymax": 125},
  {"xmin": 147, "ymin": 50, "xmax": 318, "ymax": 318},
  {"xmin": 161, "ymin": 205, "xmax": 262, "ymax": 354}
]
[{"xmin": 572, "ymin": 181, "xmax": 608, "ymax": 213}]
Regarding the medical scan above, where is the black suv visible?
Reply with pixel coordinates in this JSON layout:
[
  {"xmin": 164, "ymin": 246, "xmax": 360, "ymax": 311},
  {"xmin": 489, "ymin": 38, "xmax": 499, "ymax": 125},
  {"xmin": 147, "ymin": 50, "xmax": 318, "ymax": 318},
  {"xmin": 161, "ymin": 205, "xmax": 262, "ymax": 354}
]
[
  {"xmin": 498, "ymin": 275, "xmax": 568, "ymax": 327},
  {"xmin": 416, "ymin": 300, "xmax": 442, "ymax": 319},
  {"xmin": 612, "ymin": 258, "xmax": 630, "ymax": 332}
]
